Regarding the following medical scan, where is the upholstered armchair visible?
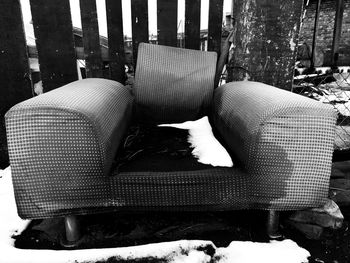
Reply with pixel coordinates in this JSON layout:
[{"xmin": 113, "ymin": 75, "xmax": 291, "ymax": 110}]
[{"xmin": 5, "ymin": 43, "xmax": 336, "ymax": 245}]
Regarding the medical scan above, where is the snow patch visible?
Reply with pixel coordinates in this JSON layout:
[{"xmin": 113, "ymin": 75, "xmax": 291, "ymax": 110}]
[
  {"xmin": 34, "ymin": 80, "xmax": 43, "ymax": 95},
  {"xmin": 333, "ymin": 72, "xmax": 350, "ymax": 87},
  {"xmin": 334, "ymin": 102, "xmax": 350, "ymax": 116},
  {"xmin": 0, "ymin": 167, "xmax": 30, "ymax": 248},
  {"xmin": 338, "ymin": 66, "xmax": 350, "ymax": 73},
  {"xmin": 289, "ymin": 38, "xmax": 296, "ymax": 51},
  {"xmin": 243, "ymin": 72, "xmax": 250, "ymax": 81},
  {"xmin": 159, "ymin": 116, "xmax": 234, "ymax": 167},
  {"xmin": 169, "ymin": 249, "xmax": 211, "ymax": 263},
  {"xmin": 29, "ymin": 58, "xmax": 40, "ymax": 72},
  {"xmin": 214, "ymin": 239, "xmax": 310, "ymax": 263}
]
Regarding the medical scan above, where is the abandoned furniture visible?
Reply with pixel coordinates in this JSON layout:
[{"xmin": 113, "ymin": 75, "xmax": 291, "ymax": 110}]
[{"xmin": 5, "ymin": 43, "xmax": 337, "ymax": 245}]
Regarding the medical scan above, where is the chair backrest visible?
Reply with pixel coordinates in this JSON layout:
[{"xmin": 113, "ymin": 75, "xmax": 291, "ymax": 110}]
[{"xmin": 133, "ymin": 43, "xmax": 217, "ymax": 124}]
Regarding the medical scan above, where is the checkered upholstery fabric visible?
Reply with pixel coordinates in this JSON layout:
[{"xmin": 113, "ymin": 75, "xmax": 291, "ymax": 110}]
[
  {"xmin": 213, "ymin": 81, "xmax": 337, "ymax": 209},
  {"xmin": 5, "ymin": 78, "xmax": 133, "ymax": 218},
  {"xmin": 133, "ymin": 43, "xmax": 217, "ymax": 124},
  {"xmin": 4, "ymin": 66, "xmax": 337, "ymax": 218},
  {"xmin": 111, "ymin": 168, "xmax": 250, "ymax": 210}
]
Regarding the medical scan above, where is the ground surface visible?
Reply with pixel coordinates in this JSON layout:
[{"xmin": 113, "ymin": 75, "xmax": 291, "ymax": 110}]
[{"xmin": 12, "ymin": 208, "xmax": 350, "ymax": 263}]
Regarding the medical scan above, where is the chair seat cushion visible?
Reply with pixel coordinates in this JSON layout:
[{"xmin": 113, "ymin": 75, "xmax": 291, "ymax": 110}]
[
  {"xmin": 115, "ymin": 125, "xmax": 214, "ymax": 173},
  {"xmin": 112, "ymin": 125, "xmax": 249, "ymax": 210}
]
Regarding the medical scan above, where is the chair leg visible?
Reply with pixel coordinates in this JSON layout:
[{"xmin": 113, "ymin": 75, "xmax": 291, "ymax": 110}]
[
  {"xmin": 61, "ymin": 215, "xmax": 82, "ymax": 248},
  {"xmin": 266, "ymin": 210, "xmax": 283, "ymax": 240}
]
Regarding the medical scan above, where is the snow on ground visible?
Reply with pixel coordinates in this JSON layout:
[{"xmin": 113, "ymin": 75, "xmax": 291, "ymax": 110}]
[
  {"xmin": 295, "ymin": 66, "xmax": 350, "ymax": 77},
  {"xmin": 214, "ymin": 240, "xmax": 310, "ymax": 263},
  {"xmin": 0, "ymin": 167, "xmax": 30, "ymax": 248},
  {"xmin": 0, "ymin": 167, "xmax": 310, "ymax": 263},
  {"xmin": 334, "ymin": 102, "xmax": 350, "ymax": 117},
  {"xmin": 294, "ymin": 68, "xmax": 350, "ymax": 117},
  {"xmin": 159, "ymin": 116, "xmax": 234, "ymax": 167}
]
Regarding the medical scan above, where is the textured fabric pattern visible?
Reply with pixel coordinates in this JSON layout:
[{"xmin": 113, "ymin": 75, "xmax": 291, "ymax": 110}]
[
  {"xmin": 5, "ymin": 77, "xmax": 337, "ymax": 219},
  {"xmin": 133, "ymin": 43, "xmax": 217, "ymax": 123},
  {"xmin": 111, "ymin": 168, "xmax": 250, "ymax": 210},
  {"xmin": 111, "ymin": 164, "xmax": 330, "ymax": 211},
  {"xmin": 213, "ymin": 81, "xmax": 337, "ymax": 209},
  {"xmin": 5, "ymin": 78, "xmax": 133, "ymax": 218}
]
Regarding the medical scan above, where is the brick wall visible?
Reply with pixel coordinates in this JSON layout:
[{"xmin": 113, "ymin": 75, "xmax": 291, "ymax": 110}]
[{"xmin": 299, "ymin": 0, "xmax": 350, "ymax": 66}]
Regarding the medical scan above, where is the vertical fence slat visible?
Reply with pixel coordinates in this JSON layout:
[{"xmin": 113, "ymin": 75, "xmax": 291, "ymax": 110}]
[
  {"xmin": 157, "ymin": 0, "xmax": 178, "ymax": 47},
  {"xmin": 0, "ymin": 0, "xmax": 32, "ymax": 168},
  {"xmin": 106, "ymin": 0, "xmax": 126, "ymax": 83},
  {"xmin": 30, "ymin": 0, "xmax": 78, "ymax": 92},
  {"xmin": 131, "ymin": 0, "xmax": 149, "ymax": 66},
  {"xmin": 185, "ymin": 0, "xmax": 201, "ymax": 50},
  {"xmin": 208, "ymin": 0, "xmax": 223, "ymax": 55},
  {"xmin": 331, "ymin": 0, "xmax": 344, "ymax": 67},
  {"xmin": 79, "ymin": 0, "xmax": 103, "ymax": 78}
]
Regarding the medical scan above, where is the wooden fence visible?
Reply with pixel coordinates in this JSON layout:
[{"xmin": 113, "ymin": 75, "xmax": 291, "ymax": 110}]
[
  {"xmin": 1, "ymin": 0, "xmax": 226, "ymax": 91},
  {"xmin": 0, "ymin": 0, "xmax": 225, "ymax": 167}
]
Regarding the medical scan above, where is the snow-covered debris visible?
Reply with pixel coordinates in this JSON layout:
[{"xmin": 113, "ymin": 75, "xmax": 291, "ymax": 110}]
[
  {"xmin": 169, "ymin": 249, "xmax": 212, "ymax": 263},
  {"xmin": 333, "ymin": 72, "xmax": 350, "ymax": 88},
  {"xmin": 213, "ymin": 239, "xmax": 310, "ymax": 263},
  {"xmin": 34, "ymin": 80, "xmax": 43, "ymax": 95},
  {"xmin": 334, "ymin": 102, "xmax": 350, "ymax": 117},
  {"xmin": 319, "ymin": 92, "xmax": 350, "ymax": 104},
  {"xmin": 159, "ymin": 116, "xmax": 234, "ymax": 167}
]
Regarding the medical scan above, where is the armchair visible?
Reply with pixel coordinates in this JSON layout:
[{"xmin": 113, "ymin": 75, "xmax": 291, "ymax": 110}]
[{"xmin": 5, "ymin": 43, "xmax": 337, "ymax": 244}]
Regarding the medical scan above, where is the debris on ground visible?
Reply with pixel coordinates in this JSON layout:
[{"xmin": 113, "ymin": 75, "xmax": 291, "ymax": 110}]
[{"xmin": 286, "ymin": 200, "xmax": 344, "ymax": 240}]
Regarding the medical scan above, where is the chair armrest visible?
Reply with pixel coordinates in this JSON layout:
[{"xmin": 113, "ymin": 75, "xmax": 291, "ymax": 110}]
[
  {"xmin": 5, "ymin": 78, "xmax": 133, "ymax": 217},
  {"xmin": 212, "ymin": 81, "xmax": 337, "ymax": 208},
  {"xmin": 6, "ymin": 78, "xmax": 133, "ymax": 175}
]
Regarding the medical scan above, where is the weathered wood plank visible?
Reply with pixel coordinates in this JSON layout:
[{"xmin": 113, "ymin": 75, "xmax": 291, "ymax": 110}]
[
  {"xmin": 0, "ymin": 0, "xmax": 32, "ymax": 168},
  {"xmin": 30, "ymin": 0, "xmax": 78, "ymax": 92},
  {"xmin": 106, "ymin": 0, "xmax": 126, "ymax": 83},
  {"xmin": 228, "ymin": 0, "xmax": 303, "ymax": 90},
  {"xmin": 131, "ymin": 0, "xmax": 149, "ymax": 66},
  {"xmin": 208, "ymin": 0, "xmax": 223, "ymax": 54},
  {"xmin": 331, "ymin": 0, "xmax": 345, "ymax": 67},
  {"xmin": 185, "ymin": 0, "xmax": 201, "ymax": 50},
  {"xmin": 79, "ymin": 0, "xmax": 103, "ymax": 78},
  {"xmin": 157, "ymin": 0, "xmax": 178, "ymax": 47}
]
